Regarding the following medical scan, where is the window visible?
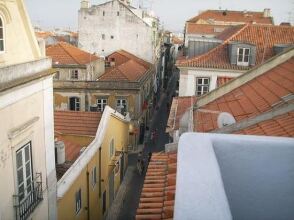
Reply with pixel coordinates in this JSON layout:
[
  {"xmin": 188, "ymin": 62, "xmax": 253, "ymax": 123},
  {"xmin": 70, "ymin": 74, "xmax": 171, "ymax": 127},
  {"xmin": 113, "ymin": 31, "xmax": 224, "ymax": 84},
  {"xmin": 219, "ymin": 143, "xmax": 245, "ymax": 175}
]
[
  {"xmin": 97, "ymin": 98, "xmax": 107, "ymax": 112},
  {"xmin": 237, "ymin": 48, "xmax": 250, "ymax": 66},
  {"xmin": 0, "ymin": 17, "xmax": 4, "ymax": 52},
  {"xmin": 116, "ymin": 99, "xmax": 127, "ymax": 114},
  {"xmin": 54, "ymin": 71, "xmax": 60, "ymax": 80},
  {"xmin": 109, "ymin": 139, "xmax": 114, "ymax": 158},
  {"xmin": 75, "ymin": 189, "xmax": 82, "ymax": 214},
  {"xmin": 91, "ymin": 167, "xmax": 97, "ymax": 188},
  {"xmin": 117, "ymin": 11, "xmax": 119, "ymax": 16},
  {"xmin": 16, "ymin": 142, "xmax": 33, "ymax": 202},
  {"xmin": 70, "ymin": 69, "xmax": 79, "ymax": 79},
  {"xmin": 102, "ymin": 191, "xmax": 106, "ymax": 214},
  {"xmin": 102, "ymin": 34, "xmax": 105, "ymax": 40},
  {"xmin": 110, "ymin": 35, "xmax": 114, "ymax": 39},
  {"xmin": 196, "ymin": 77, "xmax": 210, "ymax": 96},
  {"xmin": 69, "ymin": 97, "xmax": 80, "ymax": 111},
  {"xmin": 103, "ymin": 11, "xmax": 105, "ymax": 16}
]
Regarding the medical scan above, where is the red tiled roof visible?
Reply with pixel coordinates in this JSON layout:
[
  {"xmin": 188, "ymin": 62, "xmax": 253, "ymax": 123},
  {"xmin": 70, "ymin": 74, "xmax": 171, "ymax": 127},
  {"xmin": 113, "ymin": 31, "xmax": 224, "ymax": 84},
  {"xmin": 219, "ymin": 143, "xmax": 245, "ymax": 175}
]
[
  {"xmin": 186, "ymin": 23, "xmax": 229, "ymax": 35},
  {"xmin": 35, "ymin": 31, "xmax": 54, "ymax": 39},
  {"xmin": 136, "ymin": 152, "xmax": 177, "ymax": 220},
  {"xmin": 235, "ymin": 112, "xmax": 294, "ymax": 137},
  {"xmin": 187, "ymin": 9, "xmax": 273, "ymax": 25},
  {"xmin": 98, "ymin": 50, "xmax": 152, "ymax": 82},
  {"xmin": 54, "ymin": 111, "xmax": 102, "ymax": 136},
  {"xmin": 193, "ymin": 57, "xmax": 294, "ymax": 135},
  {"xmin": 217, "ymin": 76, "xmax": 233, "ymax": 87},
  {"xmin": 167, "ymin": 96, "xmax": 196, "ymax": 132},
  {"xmin": 177, "ymin": 24, "xmax": 294, "ymax": 70},
  {"xmin": 46, "ymin": 42, "xmax": 100, "ymax": 65}
]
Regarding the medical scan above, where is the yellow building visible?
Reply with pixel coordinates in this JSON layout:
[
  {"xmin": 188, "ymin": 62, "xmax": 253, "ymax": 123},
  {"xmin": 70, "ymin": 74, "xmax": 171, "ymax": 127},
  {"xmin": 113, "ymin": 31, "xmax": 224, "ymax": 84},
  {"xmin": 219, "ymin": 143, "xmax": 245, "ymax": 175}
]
[
  {"xmin": 55, "ymin": 106, "xmax": 130, "ymax": 220},
  {"xmin": 0, "ymin": 0, "xmax": 56, "ymax": 219}
]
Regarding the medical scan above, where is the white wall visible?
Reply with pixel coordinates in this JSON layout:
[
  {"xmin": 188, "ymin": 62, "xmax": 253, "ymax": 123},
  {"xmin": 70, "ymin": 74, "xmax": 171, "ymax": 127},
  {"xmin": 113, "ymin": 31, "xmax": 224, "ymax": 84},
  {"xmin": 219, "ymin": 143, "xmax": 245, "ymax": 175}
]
[
  {"xmin": 78, "ymin": 0, "xmax": 154, "ymax": 62},
  {"xmin": 179, "ymin": 68, "xmax": 243, "ymax": 96}
]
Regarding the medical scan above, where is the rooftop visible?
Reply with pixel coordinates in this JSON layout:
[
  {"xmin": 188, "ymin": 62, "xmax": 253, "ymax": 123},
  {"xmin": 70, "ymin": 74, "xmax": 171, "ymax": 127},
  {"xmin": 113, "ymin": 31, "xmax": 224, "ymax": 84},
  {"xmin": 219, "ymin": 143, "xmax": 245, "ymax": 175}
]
[
  {"xmin": 136, "ymin": 152, "xmax": 177, "ymax": 220},
  {"xmin": 194, "ymin": 55, "xmax": 294, "ymax": 134},
  {"xmin": 187, "ymin": 9, "xmax": 273, "ymax": 25},
  {"xmin": 46, "ymin": 42, "xmax": 100, "ymax": 65},
  {"xmin": 98, "ymin": 50, "xmax": 152, "ymax": 82},
  {"xmin": 185, "ymin": 23, "xmax": 230, "ymax": 35},
  {"xmin": 177, "ymin": 24, "xmax": 294, "ymax": 70},
  {"xmin": 54, "ymin": 111, "xmax": 102, "ymax": 136}
]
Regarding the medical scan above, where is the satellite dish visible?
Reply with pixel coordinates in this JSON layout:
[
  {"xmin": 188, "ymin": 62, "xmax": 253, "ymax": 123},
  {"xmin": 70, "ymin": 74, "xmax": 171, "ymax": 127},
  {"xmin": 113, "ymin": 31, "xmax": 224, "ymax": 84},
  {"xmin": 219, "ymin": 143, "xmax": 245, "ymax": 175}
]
[{"xmin": 217, "ymin": 112, "xmax": 236, "ymax": 128}]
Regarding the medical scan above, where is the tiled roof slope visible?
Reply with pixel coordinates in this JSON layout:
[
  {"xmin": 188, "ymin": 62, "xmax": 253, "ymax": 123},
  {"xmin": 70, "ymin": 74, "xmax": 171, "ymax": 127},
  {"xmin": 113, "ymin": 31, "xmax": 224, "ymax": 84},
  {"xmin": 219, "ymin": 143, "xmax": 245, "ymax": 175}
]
[
  {"xmin": 235, "ymin": 112, "xmax": 294, "ymax": 137},
  {"xmin": 172, "ymin": 36, "xmax": 183, "ymax": 45},
  {"xmin": 136, "ymin": 152, "xmax": 177, "ymax": 220},
  {"xmin": 194, "ymin": 57, "xmax": 294, "ymax": 134},
  {"xmin": 166, "ymin": 96, "xmax": 196, "ymax": 132},
  {"xmin": 35, "ymin": 31, "xmax": 54, "ymax": 38},
  {"xmin": 99, "ymin": 50, "xmax": 152, "ymax": 82},
  {"xmin": 54, "ymin": 111, "xmax": 102, "ymax": 136},
  {"xmin": 177, "ymin": 25, "xmax": 294, "ymax": 70},
  {"xmin": 46, "ymin": 42, "xmax": 100, "ymax": 65},
  {"xmin": 186, "ymin": 23, "xmax": 229, "ymax": 35},
  {"xmin": 187, "ymin": 10, "xmax": 273, "ymax": 25}
]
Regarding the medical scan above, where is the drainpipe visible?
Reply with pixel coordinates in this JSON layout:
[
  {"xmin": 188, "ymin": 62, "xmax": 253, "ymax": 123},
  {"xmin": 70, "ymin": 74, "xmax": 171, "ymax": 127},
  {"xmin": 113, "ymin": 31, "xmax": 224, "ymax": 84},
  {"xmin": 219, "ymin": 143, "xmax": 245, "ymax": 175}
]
[{"xmin": 86, "ymin": 171, "xmax": 90, "ymax": 220}]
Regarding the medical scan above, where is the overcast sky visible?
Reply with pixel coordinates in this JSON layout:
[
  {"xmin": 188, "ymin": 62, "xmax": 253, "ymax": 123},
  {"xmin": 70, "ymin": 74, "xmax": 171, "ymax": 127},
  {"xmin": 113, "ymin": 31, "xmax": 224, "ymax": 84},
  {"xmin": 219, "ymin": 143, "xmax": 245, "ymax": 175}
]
[{"xmin": 25, "ymin": 0, "xmax": 293, "ymax": 32}]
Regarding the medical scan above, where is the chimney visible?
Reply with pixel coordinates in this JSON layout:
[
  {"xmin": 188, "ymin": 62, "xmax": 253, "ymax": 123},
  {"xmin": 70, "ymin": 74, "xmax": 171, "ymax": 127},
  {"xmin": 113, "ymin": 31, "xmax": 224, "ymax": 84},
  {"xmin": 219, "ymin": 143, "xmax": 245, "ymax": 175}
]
[
  {"xmin": 263, "ymin": 8, "xmax": 271, "ymax": 18},
  {"xmin": 81, "ymin": 0, "xmax": 90, "ymax": 9}
]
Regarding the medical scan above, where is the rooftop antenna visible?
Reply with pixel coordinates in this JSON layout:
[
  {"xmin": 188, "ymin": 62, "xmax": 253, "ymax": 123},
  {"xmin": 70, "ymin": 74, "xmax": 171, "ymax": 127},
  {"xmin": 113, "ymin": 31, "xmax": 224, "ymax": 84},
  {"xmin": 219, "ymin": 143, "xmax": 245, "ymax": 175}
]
[
  {"xmin": 218, "ymin": 0, "xmax": 222, "ymax": 10},
  {"xmin": 217, "ymin": 112, "xmax": 236, "ymax": 128}
]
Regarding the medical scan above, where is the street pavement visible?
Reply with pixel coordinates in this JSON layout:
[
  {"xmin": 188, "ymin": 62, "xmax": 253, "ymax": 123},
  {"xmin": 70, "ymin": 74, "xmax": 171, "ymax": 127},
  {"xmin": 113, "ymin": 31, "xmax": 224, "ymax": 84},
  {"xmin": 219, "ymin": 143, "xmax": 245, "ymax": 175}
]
[{"xmin": 108, "ymin": 69, "xmax": 178, "ymax": 220}]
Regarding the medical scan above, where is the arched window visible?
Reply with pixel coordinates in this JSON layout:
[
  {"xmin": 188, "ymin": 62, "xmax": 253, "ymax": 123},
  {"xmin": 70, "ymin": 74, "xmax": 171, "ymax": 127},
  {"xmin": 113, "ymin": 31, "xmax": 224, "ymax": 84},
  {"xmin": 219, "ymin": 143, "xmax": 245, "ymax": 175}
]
[{"xmin": 0, "ymin": 17, "xmax": 4, "ymax": 52}]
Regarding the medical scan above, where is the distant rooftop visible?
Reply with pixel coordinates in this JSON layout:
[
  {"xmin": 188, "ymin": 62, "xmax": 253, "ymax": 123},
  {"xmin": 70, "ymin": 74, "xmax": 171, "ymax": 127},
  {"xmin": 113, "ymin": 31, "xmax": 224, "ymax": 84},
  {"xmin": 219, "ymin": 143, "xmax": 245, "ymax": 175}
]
[
  {"xmin": 46, "ymin": 42, "xmax": 100, "ymax": 66},
  {"xmin": 54, "ymin": 111, "xmax": 102, "ymax": 136},
  {"xmin": 187, "ymin": 9, "xmax": 274, "ymax": 25}
]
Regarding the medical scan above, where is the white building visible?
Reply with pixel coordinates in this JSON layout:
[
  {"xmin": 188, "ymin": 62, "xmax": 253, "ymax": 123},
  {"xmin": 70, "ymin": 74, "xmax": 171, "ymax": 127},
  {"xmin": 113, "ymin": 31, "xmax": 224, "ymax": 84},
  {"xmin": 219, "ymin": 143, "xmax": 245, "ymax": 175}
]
[
  {"xmin": 78, "ymin": 0, "xmax": 160, "ymax": 64},
  {"xmin": 0, "ymin": 0, "xmax": 56, "ymax": 219}
]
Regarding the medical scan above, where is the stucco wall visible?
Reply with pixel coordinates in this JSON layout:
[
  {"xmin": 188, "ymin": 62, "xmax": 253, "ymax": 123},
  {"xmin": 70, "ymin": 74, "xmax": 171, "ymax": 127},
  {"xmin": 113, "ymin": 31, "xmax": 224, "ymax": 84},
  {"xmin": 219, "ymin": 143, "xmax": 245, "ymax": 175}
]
[
  {"xmin": 78, "ymin": 0, "xmax": 154, "ymax": 62},
  {"xmin": 179, "ymin": 68, "xmax": 243, "ymax": 96},
  {"xmin": 0, "ymin": 76, "xmax": 55, "ymax": 220},
  {"xmin": 0, "ymin": 0, "xmax": 42, "ymax": 66}
]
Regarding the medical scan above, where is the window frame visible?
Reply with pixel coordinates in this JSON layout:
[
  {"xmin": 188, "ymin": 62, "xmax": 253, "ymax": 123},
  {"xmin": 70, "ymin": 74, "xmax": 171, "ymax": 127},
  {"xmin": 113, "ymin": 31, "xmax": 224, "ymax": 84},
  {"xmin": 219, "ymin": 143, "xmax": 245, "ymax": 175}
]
[
  {"xmin": 109, "ymin": 139, "xmax": 114, "ymax": 159},
  {"xmin": 69, "ymin": 97, "xmax": 80, "ymax": 111},
  {"xmin": 102, "ymin": 34, "xmax": 105, "ymax": 40},
  {"xmin": 91, "ymin": 167, "xmax": 97, "ymax": 188},
  {"xmin": 70, "ymin": 69, "xmax": 79, "ymax": 80},
  {"xmin": 97, "ymin": 98, "xmax": 107, "ymax": 112},
  {"xmin": 75, "ymin": 188, "xmax": 82, "ymax": 214},
  {"xmin": 237, "ymin": 47, "xmax": 250, "ymax": 66},
  {"xmin": 16, "ymin": 142, "xmax": 33, "ymax": 203},
  {"xmin": 116, "ymin": 98, "xmax": 127, "ymax": 114},
  {"xmin": 0, "ymin": 15, "xmax": 5, "ymax": 53},
  {"xmin": 196, "ymin": 77, "xmax": 210, "ymax": 96}
]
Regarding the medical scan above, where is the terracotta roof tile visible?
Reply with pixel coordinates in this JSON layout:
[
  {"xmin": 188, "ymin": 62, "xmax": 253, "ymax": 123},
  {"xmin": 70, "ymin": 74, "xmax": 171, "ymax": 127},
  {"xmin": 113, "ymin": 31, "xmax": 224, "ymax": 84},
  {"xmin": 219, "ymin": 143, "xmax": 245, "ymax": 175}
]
[
  {"xmin": 236, "ymin": 112, "xmax": 294, "ymax": 137},
  {"xmin": 193, "ymin": 57, "xmax": 294, "ymax": 136},
  {"xmin": 99, "ymin": 50, "xmax": 152, "ymax": 82},
  {"xmin": 172, "ymin": 36, "xmax": 183, "ymax": 45},
  {"xmin": 187, "ymin": 9, "xmax": 273, "ymax": 25},
  {"xmin": 46, "ymin": 42, "xmax": 100, "ymax": 65},
  {"xmin": 54, "ymin": 111, "xmax": 102, "ymax": 136},
  {"xmin": 177, "ymin": 25, "xmax": 294, "ymax": 70},
  {"xmin": 136, "ymin": 152, "xmax": 177, "ymax": 220},
  {"xmin": 166, "ymin": 96, "xmax": 196, "ymax": 132}
]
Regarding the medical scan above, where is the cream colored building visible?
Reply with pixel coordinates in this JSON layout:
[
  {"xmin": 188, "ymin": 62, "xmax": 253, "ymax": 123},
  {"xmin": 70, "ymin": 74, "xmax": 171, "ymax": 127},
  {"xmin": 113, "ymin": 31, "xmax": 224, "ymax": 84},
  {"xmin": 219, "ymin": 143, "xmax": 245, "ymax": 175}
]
[{"xmin": 0, "ymin": 0, "xmax": 56, "ymax": 219}]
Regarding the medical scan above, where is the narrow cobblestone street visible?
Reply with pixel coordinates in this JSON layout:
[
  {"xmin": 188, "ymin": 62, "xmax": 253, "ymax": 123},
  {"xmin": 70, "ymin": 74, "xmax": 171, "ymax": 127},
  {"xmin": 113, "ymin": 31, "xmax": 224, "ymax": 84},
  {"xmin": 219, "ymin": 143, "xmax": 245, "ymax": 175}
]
[{"xmin": 112, "ymin": 69, "xmax": 178, "ymax": 220}]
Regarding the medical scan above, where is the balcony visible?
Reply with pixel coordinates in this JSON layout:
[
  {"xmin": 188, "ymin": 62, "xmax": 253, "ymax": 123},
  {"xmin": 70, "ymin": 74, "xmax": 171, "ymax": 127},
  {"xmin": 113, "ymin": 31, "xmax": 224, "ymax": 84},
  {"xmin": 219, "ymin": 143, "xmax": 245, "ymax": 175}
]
[{"xmin": 13, "ymin": 173, "xmax": 43, "ymax": 220}]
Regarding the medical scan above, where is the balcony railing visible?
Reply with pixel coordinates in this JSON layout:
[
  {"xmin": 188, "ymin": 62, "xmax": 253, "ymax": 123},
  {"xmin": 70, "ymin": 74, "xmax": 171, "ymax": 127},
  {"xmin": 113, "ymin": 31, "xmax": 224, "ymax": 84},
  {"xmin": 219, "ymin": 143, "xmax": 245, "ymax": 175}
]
[{"xmin": 13, "ymin": 173, "xmax": 43, "ymax": 220}]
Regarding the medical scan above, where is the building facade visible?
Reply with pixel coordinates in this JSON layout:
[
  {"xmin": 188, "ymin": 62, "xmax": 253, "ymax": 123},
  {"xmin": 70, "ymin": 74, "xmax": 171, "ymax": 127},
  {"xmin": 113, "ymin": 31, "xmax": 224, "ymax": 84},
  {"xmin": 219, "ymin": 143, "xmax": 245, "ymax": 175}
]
[
  {"xmin": 0, "ymin": 0, "xmax": 56, "ymax": 219},
  {"xmin": 56, "ymin": 107, "xmax": 130, "ymax": 220},
  {"xmin": 78, "ymin": 0, "xmax": 159, "ymax": 63}
]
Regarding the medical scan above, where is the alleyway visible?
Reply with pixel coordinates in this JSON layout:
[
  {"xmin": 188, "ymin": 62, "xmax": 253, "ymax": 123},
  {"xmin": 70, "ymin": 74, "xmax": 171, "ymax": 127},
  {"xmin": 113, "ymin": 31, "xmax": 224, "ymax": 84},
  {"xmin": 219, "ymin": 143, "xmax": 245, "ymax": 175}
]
[{"xmin": 111, "ymin": 69, "xmax": 178, "ymax": 220}]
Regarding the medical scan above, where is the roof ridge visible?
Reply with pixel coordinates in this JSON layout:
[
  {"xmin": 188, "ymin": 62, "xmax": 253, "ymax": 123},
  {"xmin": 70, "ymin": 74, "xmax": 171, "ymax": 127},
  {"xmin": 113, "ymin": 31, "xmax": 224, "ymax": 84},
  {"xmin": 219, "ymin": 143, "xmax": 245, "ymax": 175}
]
[{"xmin": 178, "ymin": 24, "xmax": 248, "ymax": 66}]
